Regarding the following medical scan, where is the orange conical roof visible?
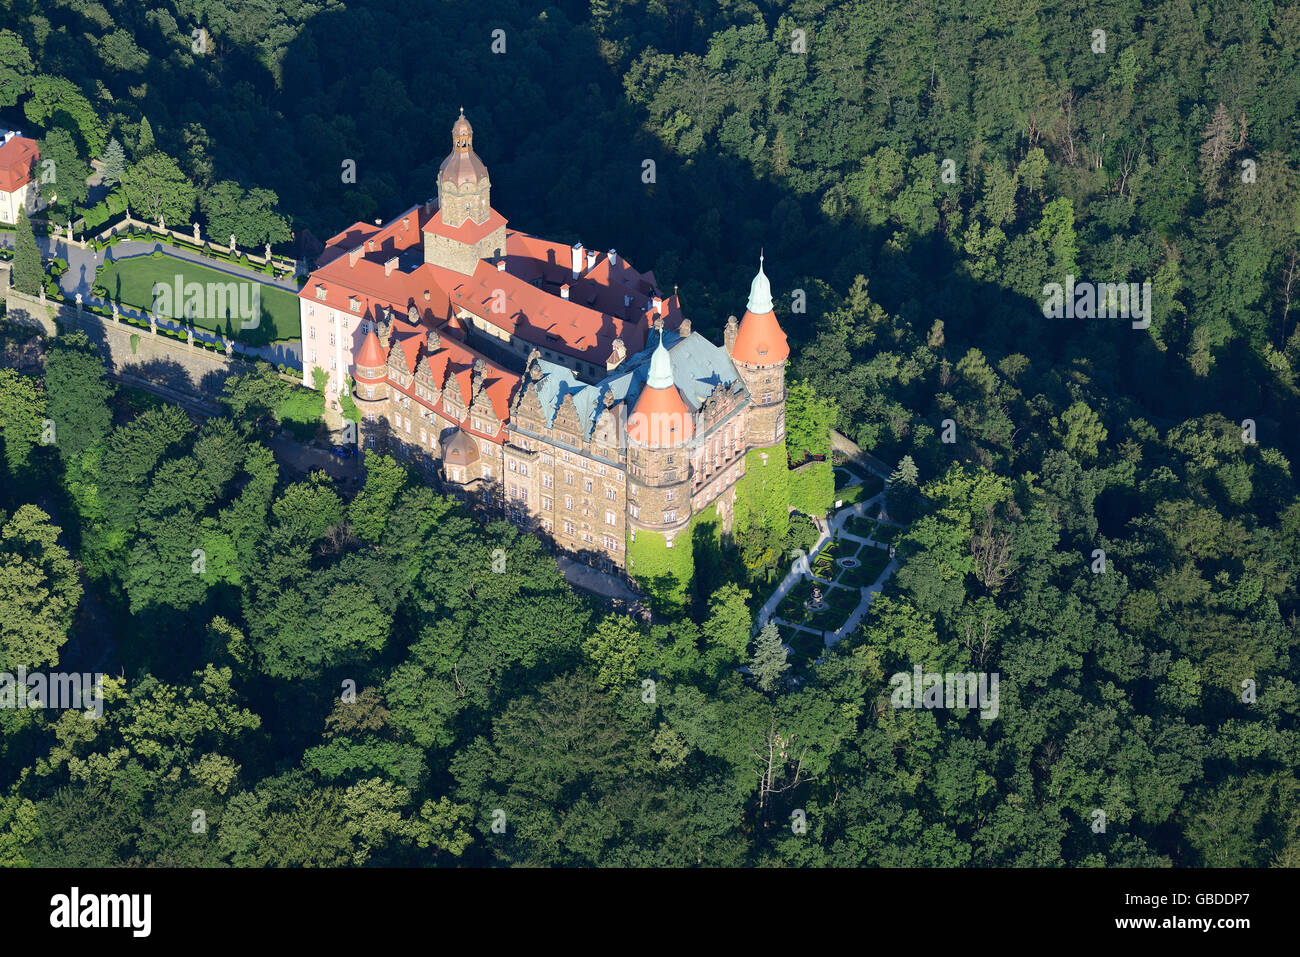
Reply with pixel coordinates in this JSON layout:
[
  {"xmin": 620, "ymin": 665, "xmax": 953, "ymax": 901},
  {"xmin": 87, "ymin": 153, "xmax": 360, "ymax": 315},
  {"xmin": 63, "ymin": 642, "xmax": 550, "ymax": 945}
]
[
  {"xmin": 355, "ymin": 329, "xmax": 386, "ymax": 370},
  {"xmin": 628, "ymin": 333, "xmax": 694, "ymax": 447},
  {"xmin": 731, "ymin": 254, "xmax": 789, "ymax": 366}
]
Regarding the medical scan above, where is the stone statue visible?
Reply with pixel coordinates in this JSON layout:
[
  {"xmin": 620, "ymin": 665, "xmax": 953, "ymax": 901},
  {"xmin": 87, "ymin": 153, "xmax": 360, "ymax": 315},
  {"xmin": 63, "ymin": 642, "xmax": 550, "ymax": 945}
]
[
  {"xmin": 158, "ymin": 216, "xmax": 165, "ymax": 231},
  {"xmin": 187, "ymin": 326, "xmax": 194, "ymax": 347},
  {"xmin": 230, "ymin": 234, "xmax": 237, "ymax": 252},
  {"xmin": 264, "ymin": 243, "xmax": 271, "ymax": 260},
  {"xmin": 149, "ymin": 314, "xmax": 157, "ymax": 334},
  {"xmin": 225, "ymin": 339, "xmax": 234, "ymax": 357},
  {"xmin": 111, "ymin": 304, "xmax": 119, "ymax": 323},
  {"xmin": 193, "ymin": 223, "xmax": 201, "ymax": 241},
  {"xmin": 75, "ymin": 293, "xmax": 83, "ymax": 312}
]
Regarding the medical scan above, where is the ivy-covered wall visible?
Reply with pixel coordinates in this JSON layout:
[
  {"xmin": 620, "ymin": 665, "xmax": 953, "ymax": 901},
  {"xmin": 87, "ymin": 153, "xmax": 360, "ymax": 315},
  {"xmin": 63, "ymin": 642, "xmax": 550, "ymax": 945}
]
[
  {"xmin": 789, "ymin": 460, "xmax": 835, "ymax": 517},
  {"xmin": 626, "ymin": 523, "xmax": 695, "ymax": 614},
  {"xmin": 733, "ymin": 441, "xmax": 791, "ymax": 537}
]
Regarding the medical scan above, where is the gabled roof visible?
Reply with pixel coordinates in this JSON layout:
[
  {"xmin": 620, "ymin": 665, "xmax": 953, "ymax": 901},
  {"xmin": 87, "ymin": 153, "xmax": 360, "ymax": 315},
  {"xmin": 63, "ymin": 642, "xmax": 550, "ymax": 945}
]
[{"xmin": 383, "ymin": 314, "xmax": 519, "ymax": 436}]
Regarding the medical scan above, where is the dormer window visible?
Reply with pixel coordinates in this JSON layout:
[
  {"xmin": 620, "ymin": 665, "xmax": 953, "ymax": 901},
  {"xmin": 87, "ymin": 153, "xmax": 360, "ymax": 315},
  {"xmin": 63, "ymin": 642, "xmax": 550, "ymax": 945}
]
[
  {"xmin": 348, "ymin": 297, "xmax": 362, "ymax": 314},
  {"xmin": 315, "ymin": 284, "xmax": 327, "ymax": 301}
]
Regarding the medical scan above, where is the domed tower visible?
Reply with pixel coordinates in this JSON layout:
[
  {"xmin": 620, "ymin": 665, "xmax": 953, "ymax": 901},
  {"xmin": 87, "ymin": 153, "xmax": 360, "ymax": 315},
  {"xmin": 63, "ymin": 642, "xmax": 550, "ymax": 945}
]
[
  {"xmin": 353, "ymin": 327, "xmax": 390, "ymax": 418},
  {"xmin": 438, "ymin": 109, "xmax": 491, "ymax": 228},
  {"xmin": 626, "ymin": 332, "xmax": 695, "ymax": 544},
  {"xmin": 441, "ymin": 426, "xmax": 481, "ymax": 487},
  {"xmin": 728, "ymin": 253, "xmax": 789, "ymax": 449}
]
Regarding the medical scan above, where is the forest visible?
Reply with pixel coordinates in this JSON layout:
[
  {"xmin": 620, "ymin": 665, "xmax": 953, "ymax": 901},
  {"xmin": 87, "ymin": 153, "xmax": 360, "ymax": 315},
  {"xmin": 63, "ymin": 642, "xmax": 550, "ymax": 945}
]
[{"xmin": 0, "ymin": 0, "xmax": 1298, "ymax": 866}]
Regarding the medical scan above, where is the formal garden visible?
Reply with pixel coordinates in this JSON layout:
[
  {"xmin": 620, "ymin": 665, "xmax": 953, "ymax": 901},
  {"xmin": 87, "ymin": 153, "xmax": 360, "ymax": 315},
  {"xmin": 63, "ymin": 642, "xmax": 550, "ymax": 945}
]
[{"xmin": 93, "ymin": 250, "xmax": 301, "ymax": 346}]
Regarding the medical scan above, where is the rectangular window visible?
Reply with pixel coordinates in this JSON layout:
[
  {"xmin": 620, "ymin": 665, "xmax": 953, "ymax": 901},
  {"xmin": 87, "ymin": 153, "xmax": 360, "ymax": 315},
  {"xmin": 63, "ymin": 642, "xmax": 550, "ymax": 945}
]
[
  {"xmin": 310, "ymin": 327, "xmax": 316, "ymax": 339},
  {"xmin": 564, "ymin": 521, "xmax": 574, "ymax": 535},
  {"xmin": 542, "ymin": 473, "xmax": 553, "ymax": 489},
  {"xmin": 629, "ymin": 504, "xmax": 639, "ymax": 519},
  {"xmin": 542, "ymin": 496, "xmax": 553, "ymax": 511},
  {"xmin": 309, "ymin": 349, "xmax": 317, "ymax": 363},
  {"xmin": 605, "ymin": 488, "xmax": 616, "ymax": 501},
  {"xmin": 605, "ymin": 511, "xmax": 616, "ymax": 526},
  {"xmin": 663, "ymin": 510, "xmax": 676, "ymax": 524},
  {"xmin": 666, "ymin": 490, "xmax": 675, "ymax": 502},
  {"xmin": 565, "ymin": 495, "xmax": 574, "ymax": 510},
  {"xmin": 509, "ymin": 459, "xmax": 517, "ymax": 472},
  {"xmin": 521, "ymin": 464, "xmax": 529, "ymax": 477},
  {"xmin": 584, "ymin": 479, "xmax": 593, "ymax": 493},
  {"xmin": 566, "ymin": 472, "xmax": 574, "ymax": 486}
]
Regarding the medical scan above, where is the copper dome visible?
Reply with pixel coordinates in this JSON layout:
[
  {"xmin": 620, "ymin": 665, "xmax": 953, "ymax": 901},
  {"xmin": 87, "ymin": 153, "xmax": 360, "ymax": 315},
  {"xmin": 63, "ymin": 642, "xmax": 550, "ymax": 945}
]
[
  {"xmin": 441, "ymin": 108, "xmax": 488, "ymax": 187},
  {"xmin": 442, "ymin": 426, "xmax": 480, "ymax": 466}
]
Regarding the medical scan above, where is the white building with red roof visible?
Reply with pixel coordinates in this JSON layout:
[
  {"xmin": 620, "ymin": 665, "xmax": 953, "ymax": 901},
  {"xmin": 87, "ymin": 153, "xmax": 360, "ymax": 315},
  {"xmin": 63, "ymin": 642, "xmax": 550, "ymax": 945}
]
[{"xmin": 0, "ymin": 132, "xmax": 42, "ymax": 225}]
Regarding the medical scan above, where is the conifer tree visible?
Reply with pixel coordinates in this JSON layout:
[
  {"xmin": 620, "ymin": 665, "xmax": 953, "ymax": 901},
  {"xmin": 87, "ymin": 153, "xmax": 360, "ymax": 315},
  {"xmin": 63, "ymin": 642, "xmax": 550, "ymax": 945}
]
[
  {"xmin": 750, "ymin": 621, "xmax": 790, "ymax": 692},
  {"xmin": 11, "ymin": 210, "xmax": 43, "ymax": 296},
  {"xmin": 101, "ymin": 136, "xmax": 126, "ymax": 186}
]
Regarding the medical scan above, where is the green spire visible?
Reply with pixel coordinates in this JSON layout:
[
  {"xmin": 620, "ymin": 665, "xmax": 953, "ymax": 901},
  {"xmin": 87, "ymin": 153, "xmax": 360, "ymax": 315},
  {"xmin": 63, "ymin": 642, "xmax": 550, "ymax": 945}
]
[
  {"xmin": 646, "ymin": 329, "xmax": 674, "ymax": 389},
  {"xmin": 746, "ymin": 250, "xmax": 772, "ymax": 314}
]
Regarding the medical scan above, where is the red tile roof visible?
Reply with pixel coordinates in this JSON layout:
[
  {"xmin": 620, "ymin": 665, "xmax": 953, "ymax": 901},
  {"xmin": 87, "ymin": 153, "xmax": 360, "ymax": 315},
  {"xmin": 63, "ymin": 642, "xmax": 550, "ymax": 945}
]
[
  {"xmin": 0, "ymin": 136, "xmax": 38, "ymax": 193},
  {"xmin": 628, "ymin": 383, "xmax": 694, "ymax": 446},
  {"xmin": 731, "ymin": 307, "xmax": 789, "ymax": 366},
  {"xmin": 381, "ymin": 315, "xmax": 520, "ymax": 443},
  {"xmin": 355, "ymin": 329, "xmax": 385, "ymax": 369},
  {"xmin": 422, "ymin": 207, "xmax": 508, "ymax": 245}
]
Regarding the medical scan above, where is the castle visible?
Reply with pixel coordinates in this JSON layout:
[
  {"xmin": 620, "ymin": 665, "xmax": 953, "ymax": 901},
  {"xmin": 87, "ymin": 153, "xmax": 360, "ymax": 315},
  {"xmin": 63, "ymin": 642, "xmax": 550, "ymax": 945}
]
[{"xmin": 299, "ymin": 111, "xmax": 790, "ymax": 572}]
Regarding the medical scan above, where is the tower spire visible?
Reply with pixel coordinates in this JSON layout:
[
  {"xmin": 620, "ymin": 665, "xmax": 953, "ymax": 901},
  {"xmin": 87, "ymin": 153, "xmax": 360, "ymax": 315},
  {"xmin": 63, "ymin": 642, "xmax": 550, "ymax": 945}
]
[
  {"xmin": 747, "ymin": 251, "xmax": 773, "ymax": 314},
  {"xmin": 646, "ymin": 328, "xmax": 674, "ymax": 389}
]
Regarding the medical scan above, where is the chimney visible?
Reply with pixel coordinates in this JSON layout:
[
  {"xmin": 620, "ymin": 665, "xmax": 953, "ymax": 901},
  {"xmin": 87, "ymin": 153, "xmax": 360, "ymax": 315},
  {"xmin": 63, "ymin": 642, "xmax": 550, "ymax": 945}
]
[
  {"xmin": 348, "ymin": 246, "xmax": 363, "ymax": 267},
  {"xmin": 652, "ymin": 296, "xmax": 663, "ymax": 315},
  {"xmin": 608, "ymin": 248, "xmax": 617, "ymax": 267},
  {"xmin": 384, "ymin": 256, "xmax": 399, "ymax": 277},
  {"xmin": 402, "ymin": 216, "xmax": 410, "ymax": 230},
  {"xmin": 496, "ymin": 259, "xmax": 506, "ymax": 272},
  {"xmin": 571, "ymin": 242, "xmax": 583, "ymax": 279},
  {"xmin": 586, "ymin": 249, "xmax": 597, "ymax": 272},
  {"xmin": 366, "ymin": 239, "xmax": 375, "ymax": 252},
  {"xmin": 560, "ymin": 283, "xmax": 570, "ymax": 300},
  {"xmin": 679, "ymin": 318, "xmax": 691, "ymax": 337}
]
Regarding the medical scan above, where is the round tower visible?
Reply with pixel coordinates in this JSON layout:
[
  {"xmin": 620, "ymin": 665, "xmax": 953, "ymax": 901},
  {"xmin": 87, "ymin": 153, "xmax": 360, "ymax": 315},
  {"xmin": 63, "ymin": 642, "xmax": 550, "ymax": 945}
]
[
  {"xmin": 626, "ymin": 332, "xmax": 695, "ymax": 543},
  {"xmin": 729, "ymin": 253, "xmax": 789, "ymax": 449},
  {"xmin": 353, "ymin": 327, "xmax": 389, "ymax": 411}
]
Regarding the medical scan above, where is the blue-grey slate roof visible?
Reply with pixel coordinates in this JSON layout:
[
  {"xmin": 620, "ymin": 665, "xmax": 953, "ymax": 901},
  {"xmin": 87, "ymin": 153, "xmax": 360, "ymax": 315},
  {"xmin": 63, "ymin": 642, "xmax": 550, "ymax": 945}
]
[{"xmin": 531, "ymin": 330, "xmax": 744, "ymax": 438}]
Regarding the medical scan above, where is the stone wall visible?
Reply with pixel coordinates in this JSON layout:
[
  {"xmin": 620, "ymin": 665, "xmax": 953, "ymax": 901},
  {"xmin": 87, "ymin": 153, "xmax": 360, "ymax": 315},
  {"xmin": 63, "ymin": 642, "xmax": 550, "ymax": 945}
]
[{"xmin": 3, "ymin": 287, "xmax": 251, "ymax": 412}]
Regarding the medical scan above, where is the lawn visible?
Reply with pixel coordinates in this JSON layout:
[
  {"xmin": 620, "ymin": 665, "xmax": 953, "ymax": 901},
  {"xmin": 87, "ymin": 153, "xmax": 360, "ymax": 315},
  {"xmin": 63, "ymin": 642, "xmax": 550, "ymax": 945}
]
[
  {"xmin": 95, "ymin": 251, "xmax": 301, "ymax": 346},
  {"xmin": 874, "ymin": 522, "xmax": 903, "ymax": 543},
  {"xmin": 832, "ymin": 468, "xmax": 885, "ymax": 506},
  {"xmin": 845, "ymin": 514, "xmax": 877, "ymax": 539}
]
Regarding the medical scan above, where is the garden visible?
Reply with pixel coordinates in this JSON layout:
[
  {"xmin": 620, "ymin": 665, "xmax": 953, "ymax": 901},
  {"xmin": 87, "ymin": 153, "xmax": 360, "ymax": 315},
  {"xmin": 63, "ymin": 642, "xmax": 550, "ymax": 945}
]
[{"xmin": 93, "ymin": 250, "xmax": 301, "ymax": 346}]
